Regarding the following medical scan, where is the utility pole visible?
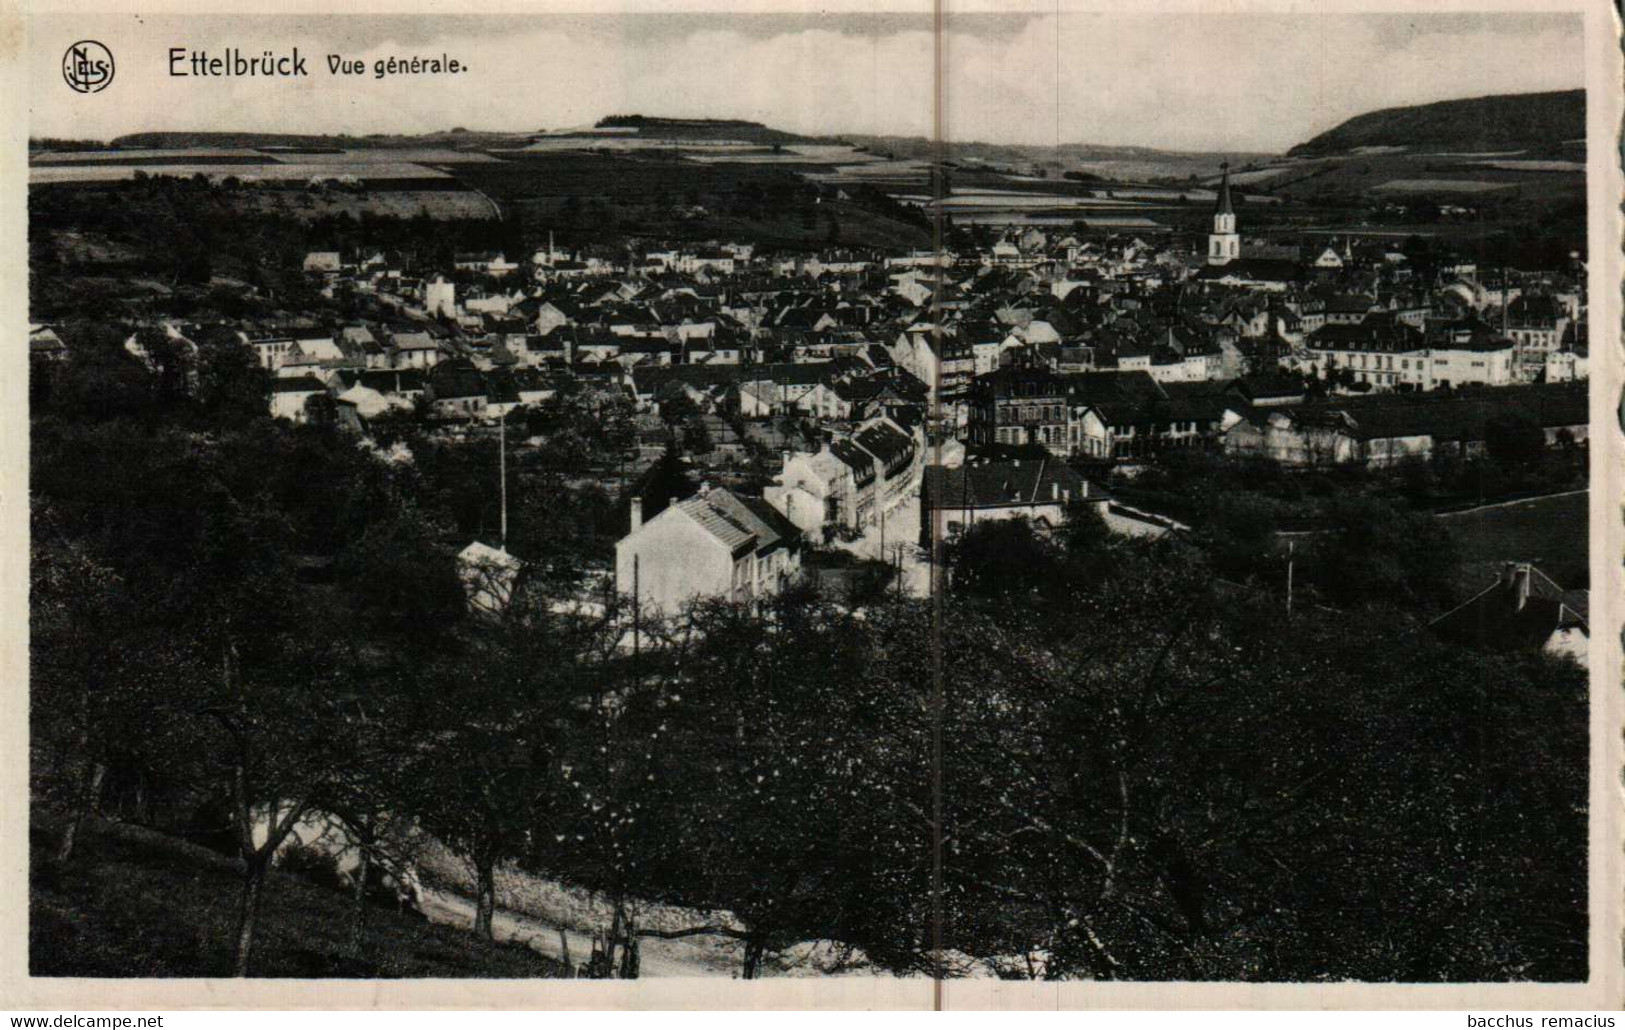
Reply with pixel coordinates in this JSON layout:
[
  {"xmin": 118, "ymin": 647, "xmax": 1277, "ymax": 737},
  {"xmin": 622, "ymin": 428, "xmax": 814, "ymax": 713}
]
[
  {"xmin": 1286, "ymin": 539, "xmax": 1295, "ymax": 617},
  {"xmin": 499, "ymin": 413, "xmax": 508, "ymax": 552}
]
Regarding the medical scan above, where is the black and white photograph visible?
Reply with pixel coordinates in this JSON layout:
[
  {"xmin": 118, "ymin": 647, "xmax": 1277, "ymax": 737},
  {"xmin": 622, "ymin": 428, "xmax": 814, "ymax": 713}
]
[{"xmin": 10, "ymin": 0, "xmax": 1620, "ymax": 1006}]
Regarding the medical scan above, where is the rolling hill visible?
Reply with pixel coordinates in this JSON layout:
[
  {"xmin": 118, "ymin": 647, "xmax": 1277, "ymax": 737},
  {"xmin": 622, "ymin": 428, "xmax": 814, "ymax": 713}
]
[
  {"xmin": 1288, "ymin": 90, "xmax": 1584, "ymax": 157},
  {"xmin": 103, "ymin": 128, "xmax": 535, "ymax": 151},
  {"xmin": 590, "ymin": 115, "xmax": 812, "ymax": 145},
  {"xmin": 833, "ymin": 134, "xmax": 1272, "ymax": 183}
]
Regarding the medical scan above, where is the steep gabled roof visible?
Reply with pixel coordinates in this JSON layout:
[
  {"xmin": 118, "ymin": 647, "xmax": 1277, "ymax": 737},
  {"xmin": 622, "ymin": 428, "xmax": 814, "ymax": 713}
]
[
  {"xmin": 1214, "ymin": 163, "xmax": 1235, "ymax": 218},
  {"xmin": 672, "ymin": 492, "xmax": 755, "ymax": 556},
  {"xmin": 852, "ymin": 420, "xmax": 914, "ymax": 468},
  {"xmin": 665, "ymin": 487, "xmax": 803, "ymax": 558},
  {"xmin": 922, "ymin": 460, "xmax": 1093, "ymax": 511},
  {"xmin": 1431, "ymin": 565, "xmax": 1588, "ymax": 652},
  {"xmin": 829, "ymin": 438, "xmax": 878, "ymax": 480},
  {"xmin": 271, "ymin": 375, "xmax": 327, "ymax": 394}
]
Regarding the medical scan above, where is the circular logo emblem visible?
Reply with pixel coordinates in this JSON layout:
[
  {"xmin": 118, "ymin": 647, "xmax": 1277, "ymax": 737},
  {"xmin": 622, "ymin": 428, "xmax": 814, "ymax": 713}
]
[{"xmin": 63, "ymin": 40, "xmax": 114, "ymax": 94}]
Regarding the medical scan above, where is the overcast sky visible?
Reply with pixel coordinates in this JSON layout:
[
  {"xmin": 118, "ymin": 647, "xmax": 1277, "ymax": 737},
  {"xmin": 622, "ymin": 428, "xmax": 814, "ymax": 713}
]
[{"xmin": 30, "ymin": 11, "xmax": 1586, "ymax": 152}]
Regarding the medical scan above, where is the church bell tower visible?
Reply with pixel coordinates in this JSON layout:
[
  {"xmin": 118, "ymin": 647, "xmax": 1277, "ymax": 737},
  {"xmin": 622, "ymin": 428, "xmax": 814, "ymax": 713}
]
[{"xmin": 1207, "ymin": 162, "xmax": 1240, "ymax": 266}]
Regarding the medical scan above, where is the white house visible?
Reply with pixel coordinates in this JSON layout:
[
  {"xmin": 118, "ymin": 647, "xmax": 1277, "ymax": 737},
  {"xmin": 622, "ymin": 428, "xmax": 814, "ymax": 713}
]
[
  {"xmin": 919, "ymin": 459, "xmax": 1099, "ymax": 546},
  {"xmin": 269, "ymin": 375, "xmax": 329, "ymax": 423},
  {"xmin": 425, "ymin": 276, "xmax": 457, "ymax": 318},
  {"xmin": 303, "ymin": 251, "xmax": 342, "ymax": 275},
  {"xmin": 391, "ymin": 332, "xmax": 442, "ymax": 369},
  {"xmin": 1427, "ymin": 334, "xmax": 1516, "ymax": 389},
  {"xmin": 764, "ymin": 446, "xmax": 854, "ymax": 536},
  {"xmin": 615, "ymin": 487, "xmax": 803, "ymax": 614}
]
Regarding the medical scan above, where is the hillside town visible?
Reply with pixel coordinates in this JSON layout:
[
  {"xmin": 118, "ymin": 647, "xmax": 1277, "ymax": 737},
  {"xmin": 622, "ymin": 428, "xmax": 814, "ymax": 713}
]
[
  {"xmin": 32, "ymin": 165, "xmax": 1588, "ymax": 627},
  {"xmin": 28, "ymin": 153, "xmax": 1592, "ymax": 983}
]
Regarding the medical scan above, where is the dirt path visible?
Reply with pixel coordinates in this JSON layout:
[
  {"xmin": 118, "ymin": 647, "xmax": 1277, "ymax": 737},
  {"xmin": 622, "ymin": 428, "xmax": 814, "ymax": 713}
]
[{"xmin": 417, "ymin": 885, "xmax": 748, "ymax": 977}]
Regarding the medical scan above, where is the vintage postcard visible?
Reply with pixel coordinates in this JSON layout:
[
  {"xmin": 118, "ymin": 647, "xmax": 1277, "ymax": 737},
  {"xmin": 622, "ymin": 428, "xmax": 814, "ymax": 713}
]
[{"xmin": 1, "ymin": 0, "xmax": 1620, "ymax": 1011}]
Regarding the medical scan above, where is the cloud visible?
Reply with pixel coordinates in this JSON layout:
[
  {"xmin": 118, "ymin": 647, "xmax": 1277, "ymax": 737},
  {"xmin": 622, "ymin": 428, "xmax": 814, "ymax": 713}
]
[{"xmin": 29, "ymin": 11, "xmax": 1585, "ymax": 151}]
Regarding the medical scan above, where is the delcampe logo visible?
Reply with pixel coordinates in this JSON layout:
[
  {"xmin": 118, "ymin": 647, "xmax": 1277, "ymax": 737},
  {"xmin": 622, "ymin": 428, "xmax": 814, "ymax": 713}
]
[{"xmin": 62, "ymin": 40, "xmax": 114, "ymax": 93}]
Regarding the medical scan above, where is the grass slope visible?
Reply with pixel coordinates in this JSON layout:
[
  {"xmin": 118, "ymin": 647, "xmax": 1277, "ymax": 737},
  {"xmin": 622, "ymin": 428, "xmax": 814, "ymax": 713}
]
[
  {"xmin": 30, "ymin": 815, "xmax": 563, "ymax": 978},
  {"xmin": 1440, "ymin": 489, "xmax": 1589, "ymax": 599},
  {"xmin": 1288, "ymin": 90, "xmax": 1585, "ymax": 157}
]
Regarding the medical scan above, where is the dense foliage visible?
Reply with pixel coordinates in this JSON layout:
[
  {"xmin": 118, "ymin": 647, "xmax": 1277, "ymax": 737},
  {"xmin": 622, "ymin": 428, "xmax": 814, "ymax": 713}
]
[{"xmin": 31, "ymin": 349, "xmax": 1588, "ymax": 979}]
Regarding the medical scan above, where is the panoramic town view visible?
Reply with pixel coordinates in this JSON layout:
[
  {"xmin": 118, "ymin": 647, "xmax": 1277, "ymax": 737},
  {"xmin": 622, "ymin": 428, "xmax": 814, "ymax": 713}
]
[{"xmin": 26, "ymin": 12, "xmax": 1591, "ymax": 985}]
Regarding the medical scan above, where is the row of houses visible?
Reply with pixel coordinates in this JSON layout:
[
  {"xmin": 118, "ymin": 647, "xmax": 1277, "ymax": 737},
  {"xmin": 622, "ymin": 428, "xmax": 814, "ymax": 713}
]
[
  {"xmin": 1299, "ymin": 313, "xmax": 1587, "ymax": 391},
  {"xmin": 762, "ymin": 415, "xmax": 924, "ymax": 539},
  {"xmin": 269, "ymin": 361, "xmax": 568, "ymax": 425},
  {"xmin": 962, "ymin": 357, "xmax": 1588, "ymax": 469},
  {"xmin": 1221, "ymin": 383, "xmax": 1588, "ymax": 468}
]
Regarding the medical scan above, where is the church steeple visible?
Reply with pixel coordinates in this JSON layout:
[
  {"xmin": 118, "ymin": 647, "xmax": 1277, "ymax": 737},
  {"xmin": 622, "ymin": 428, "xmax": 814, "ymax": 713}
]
[
  {"xmin": 1207, "ymin": 161, "xmax": 1240, "ymax": 266},
  {"xmin": 1215, "ymin": 162, "xmax": 1235, "ymax": 218}
]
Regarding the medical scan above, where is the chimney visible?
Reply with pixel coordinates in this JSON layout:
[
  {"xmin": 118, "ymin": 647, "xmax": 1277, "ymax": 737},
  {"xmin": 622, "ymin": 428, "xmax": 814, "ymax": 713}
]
[
  {"xmin": 630, "ymin": 496, "xmax": 643, "ymax": 533},
  {"xmin": 1051, "ymin": 481, "xmax": 1059, "ymax": 501},
  {"xmin": 1505, "ymin": 562, "xmax": 1531, "ymax": 611},
  {"xmin": 782, "ymin": 448, "xmax": 792, "ymax": 469}
]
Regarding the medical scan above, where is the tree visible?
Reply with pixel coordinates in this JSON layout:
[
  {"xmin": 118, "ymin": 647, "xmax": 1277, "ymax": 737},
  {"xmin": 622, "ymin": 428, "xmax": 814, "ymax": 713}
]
[
  {"xmin": 607, "ymin": 592, "xmax": 888, "ymax": 978},
  {"xmin": 1307, "ymin": 495, "xmax": 1459, "ymax": 612},
  {"xmin": 195, "ymin": 340, "xmax": 271, "ymax": 424},
  {"xmin": 336, "ymin": 503, "xmax": 466, "ymax": 656},
  {"xmin": 682, "ymin": 415, "xmax": 713, "ymax": 457},
  {"xmin": 29, "ymin": 516, "xmax": 195, "ymax": 864},
  {"xmin": 629, "ymin": 446, "xmax": 696, "ymax": 522},
  {"xmin": 1197, "ymin": 491, "xmax": 1284, "ymax": 585},
  {"xmin": 133, "ymin": 327, "xmax": 193, "ymax": 405},
  {"xmin": 1484, "ymin": 412, "xmax": 1546, "ymax": 466},
  {"xmin": 405, "ymin": 585, "xmax": 608, "ymax": 943},
  {"xmin": 943, "ymin": 517, "xmax": 1076, "ymax": 608},
  {"xmin": 165, "ymin": 471, "xmax": 351, "ymax": 975}
]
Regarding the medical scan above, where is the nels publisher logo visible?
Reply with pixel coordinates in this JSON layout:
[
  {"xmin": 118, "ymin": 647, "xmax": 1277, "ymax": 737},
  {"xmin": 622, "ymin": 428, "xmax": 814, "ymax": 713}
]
[{"xmin": 63, "ymin": 40, "xmax": 115, "ymax": 93}]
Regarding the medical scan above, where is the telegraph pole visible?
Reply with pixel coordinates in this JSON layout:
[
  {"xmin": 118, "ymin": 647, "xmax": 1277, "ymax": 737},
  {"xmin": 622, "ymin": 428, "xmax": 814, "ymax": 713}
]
[
  {"xmin": 499, "ymin": 413, "xmax": 508, "ymax": 551},
  {"xmin": 1286, "ymin": 539, "xmax": 1295, "ymax": 617}
]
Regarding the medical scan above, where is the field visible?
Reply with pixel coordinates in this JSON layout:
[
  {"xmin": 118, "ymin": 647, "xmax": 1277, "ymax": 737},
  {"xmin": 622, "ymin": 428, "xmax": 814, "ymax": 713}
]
[
  {"xmin": 449, "ymin": 152, "xmax": 934, "ymax": 249},
  {"xmin": 832, "ymin": 133, "xmax": 1276, "ymax": 184},
  {"xmin": 27, "ymin": 107, "xmax": 1587, "ymax": 242},
  {"xmin": 230, "ymin": 188, "xmax": 501, "ymax": 221},
  {"xmin": 1370, "ymin": 179, "xmax": 1516, "ymax": 194},
  {"xmin": 1440, "ymin": 489, "xmax": 1589, "ymax": 598},
  {"xmin": 30, "ymin": 162, "xmax": 458, "ymax": 185},
  {"xmin": 1241, "ymin": 143, "xmax": 1587, "ymax": 207},
  {"xmin": 31, "ymin": 148, "xmax": 274, "ymax": 166},
  {"xmin": 30, "ymin": 815, "xmax": 564, "ymax": 978}
]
